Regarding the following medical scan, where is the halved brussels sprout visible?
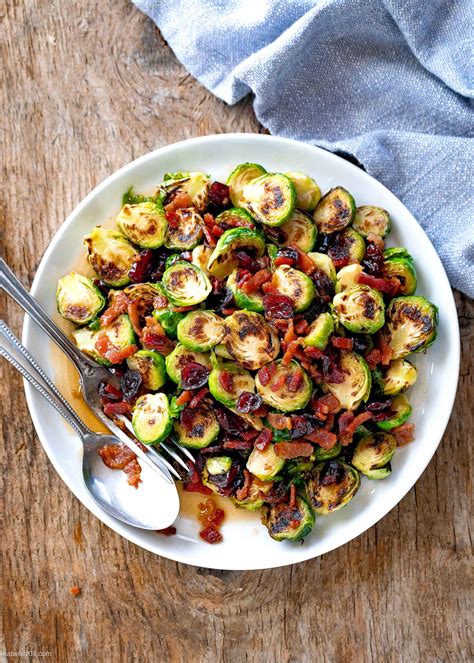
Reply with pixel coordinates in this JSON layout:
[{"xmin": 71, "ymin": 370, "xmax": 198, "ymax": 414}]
[
  {"xmin": 313, "ymin": 187, "xmax": 355, "ymax": 234},
  {"xmin": 152, "ymin": 308, "xmax": 185, "ymax": 339},
  {"xmin": 333, "ymin": 284, "xmax": 385, "ymax": 334},
  {"xmin": 160, "ymin": 171, "xmax": 210, "ymax": 212},
  {"xmin": 214, "ymin": 343, "xmax": 233, "ymax": 359},
  {"xmin": 164, "ymin": 207, "xmax": 204, "ymax": 250},
  {"xmin": 84, "ymin": 227, "xmax": 138, "ymax": 287},
  {"xmin": 165, "ymin": 343, "xmax": 212, "ymax": 385},
  {"xmin": 305, "ymin": 460, "xmax": 360, "ymax": 515},
  {"xmin": 241, "ymin": 173, "xmax": 296, "ymax": 226},
  {"xmin": 72, "ymin": 314, "xmax": 135, "ymax": 366},
  {"xmin": 383, "ymin": 296, "xmax": 438, "ymax": 359},
  {"xmin": 271, "ymin": 265, "xmax": 314, "ymax": 312},
  {"xmin": 307, "ymin": 252, "xmax": 337, "ymax": 284},
  {"xmin": 323, "ymin": 351, "xmax": 371, "ymax": 410},
  {"xmin": 56, "ymin": 272, "xmax": 105, "ymax": 325},
  {"xmin": 207, "ymin": 227, "xmax": 266, "ymax": 279},
  {"xmin": 383, "ymin": 249, "xmax": 417, "ymax": 296},
  {"xmin": 335, "ymin": 264, "xmax": 363, "ymax": 293},
  {"xmin": 223, "ymin": 311, "xmax": 280, "ymax": 370},
  {"xmin": 174, "ymin": 401, "xmax": 220, "ymax": 449},
  {"xmin": 285, "ymin": 171, "xmax": 321, "ymax": 211},
  {"xmin": 126, "ymin": 349, "xmax": 166, "ymax": 391},
  {"xmin": 382, "ymin": 358, "xmax": 417, "ymax": 396},
  {"xmin": 256, "ymin": 360, "xmax": 312, "ymax": 412},
  {"xmin": 124, "ymin": 282, "xmax": 163, "ymax": 309},
  {"xmin": 376, "ymin": 394, "xmax": 412, "ymax": 431},
  {"xmin": 215, "ymin": 207, "xmax": 255, "ymax": 229},
  {"xmin": 227, "ymin": 162, "xmax": 267, "ymax": 208},
  {"xmin": 208, "ymin": 363, "xmax": 255, "ymax": 407},
  {"xmin": 116, "ymin": 201, "xmax": 167, "ymax": 249},
  {"xmin": 303, "ymin": 312, "xmax": 334, "ymax": 350},
  {"xmin": 227, "ymin": 269, "xmax": 264, "ymax": 312},
  {"xmin": 286, "ymin": 459, "xmax": 315, "ymax": 477},
  {"xmin": 231, "ymin": 477, "xmax": 273, "ymax": 511},
  {"xmin": 262, "ymin": 496, "xmax": 315, "ymax": 542},
  {"xmin": 202, "ymin": 456, "xmax": 238, "ymax": 495},
  {"xmin": 132, "ymin": 393, "xmax": 173, "ymax": 445},
  {"xmin": 353, "ymin": 205, "xmax": 391, "ymax": 238},
  {"xmin": 177, "ymin": 310, "xmax": 224, "ymax": 351},
  {"xmin": 328, "ymin": 228, "xmax": 366, "ymax": 263},
  {"xmin": 351, "ymin": 432, "xmax": 397, "ymax": 479},
  {"xmin": 280, "ymin": 210, "xmax": 317, "ymax": 252},
  {"xmin": 162, "ymin": 262, "xmax": 211, "ymax": 306},
  {"xmin": 246, "ymin": 444, "xmax": 285, "ymax": 481},
  {"xmin": 313, "ymin": 442, "xmax": 342, "ymax": 462},
  {"xmin": 191, "ymin": 244, "xmax": 213, "ymax": 277}
]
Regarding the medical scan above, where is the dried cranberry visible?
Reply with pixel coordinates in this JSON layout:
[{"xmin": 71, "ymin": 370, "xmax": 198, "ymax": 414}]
[
  {"xmin": 302, "ymin": 299, "xmax": 326, "ymax": 322},
  {"xmin": 319, "ymin": 460, "xmax": 346, "ymax": 486},
  {"xmin": 350, "ymin": 334, "xmax": 372, "ymax": 354},
  {"xmin": 236, "ymin": 391, "xmax": 263, "ymax": 414},
  {"xmin": 235, "ymin": 250, "xmax": 259, "ymax": 273},
  {"xmin": 290, "ymin": 414, "xmax": 317, "ymax": 439},
  {"xmin": 265, "ymin": 482, "xmax": 289, "ymax": 505},
  {"xmin": 214, "ymin": 407, "xmax": 249, "ymax": 434},
  {"xmin": 181, "ymin": 362, "xmax": 210, "ymax": 390},
  {"xmin": 315, "ymin": 233, "xmax": 331, "ymax": 254},
  {"xmin": 311, "ymin": 268, "xmax": 335, "ymax": 301},
  {"xmin": 367, "ymin": 399, "xmax": 393, "ymax": 412},
  {"xmin": 208, "ymin": 181, "xmax": 231, "ymax": 211},
  {"xmin": 327, "ymin": 232, "xmax": 353, "ymax": 268},
  {"xmin": 362, "ymin": 243, "xmax": 384, "ymax": 276},
  {"xmin": 262, "ymin": 225, "xmax": 286, "ymax": 243},
  {"xmin": 321, "ymin": 356, "xmax": 346, "ymax": 384},
  {"xmin": 263, "ymin": 294, "xmax": 294, "ymax": 320},
  {"xmin": 120, "ymin": 370, "xmax": 143, "ymax": 402},
  {"xmin": 129, "ymin": 249, "xmax": 155, "ymax": 283},
  {"xmin": 206, "ymin": 286, "xmax": 234, "ymax": 313},
  {"xmin": 276, "ymin": 248, "xmax": 298, "ymax": 265}
]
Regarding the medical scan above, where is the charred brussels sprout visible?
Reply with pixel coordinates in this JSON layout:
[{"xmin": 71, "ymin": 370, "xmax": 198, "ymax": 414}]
[
  {"xmin": 72, "ymin": 314, "xmax": 135, "ymax": 366},
  {"xmin": 132, "ymin": 393, "xmax": 173, "ymax": 445},
  {"xmin": 323, "ymin": 351, "xmax": 371, "ymax": 410},
  {"xmin": 383, "ymin": 248, "xmax": 417, "ymax": 296},
  {"xmin": 126, "ymin": 349, "xmax": 166, "ymax": 391},
  {"xmin": 215, "ymin": 207, "xmax": 255, "ymax": 229},
  {"xmin": 124, "ymin": 282, "xmax": 162, "ymax": 309},
  {"xmin": 383, "ymin": 296, "xmax": 438, "ymax": 359},
  {"xmin": 382, "ymin": 359, "xmax": 417, "ymax": 396},
  {"xmin": 353, "ymin": 206, "xmax": 391, "ymax": 238},
  {"xmin": 208, "ymin": 363, "xmax": 255, "ymax": 407},
  {"xmin": 231, "ymin": 477, "xmax": 273, "ymax": 511},
  {"xmin": 313, "ymin": 187, "xmax": 355, "ymax": 234},
  {"xmin": 56, "ymin": 272, "xmax": 105, "ymax": 325},
  {"xmin": 174, "ymin": 402, "xmax": 219, "ymax": 449},
  {"xmin": 307, "ymin": 252, "xmax": 337, "ymax": 284},
  {"xmin": 241, "ymin": 173, "xmax": 296, "ymax": 226},
  {"xmin": 191, "ymin": 244, "xmax": 213, "ymax": 277},
  {"xmin": 202, "ymin": 456, "xmax": 240, "ymax": 495},
  {"xmin": 223, "ymin": 311, "xmax": 280, "ymax": 370},
  {"xmin": 333, "ymin": 284, "xmax": 385, "ymax": 333},
  {"xmin": 246, "ymin": 444, "xmax": 285, "ymax": 481},
  {"xmin": 227, "ymin": 162, "xmax": 267, "ymax": 208},
  {"xmin": 271, "ymin": 265, "xmax": 314, "ymax": 312},
  {"xmin": 256, "ymin": 360, "xmax": 312, "ymax": 412},
  {"xmin": 351, "ymin": 432, "xmax": 397, "ymax": 479},
  {"xmin": 207, "ymin": 227, "xmax": 266, "ymax": 279},
  {"xmin": 313, "ymin": 443, "xmax": 342, "ymax": 462},
  {"xmin": 84, "ymin": 227, "xmax": 138, "ymax": 287},
  {"xmin": 280, "ymin": 210, "xmax": 317, "ymax": 252},
  {"xmin": 285, "ymin": 171, "xmax": 321, "ymax": 211},
  {"xmin": 335, "ymin": 264, "xmax": 363, "ymax": 293},
  {"xmin": 165, "ymin": 207, "xmax": 204, "ymax": 250},
  {"xmin": 227, "ymin": 269, "xmax": 264, "ymax": 313},
  {"xmin": 160, "ymin": 171, "xmax": 210, "ymax": 212},
  {"xmin": 376, "ymin": 394, "xmax": 412, "ymax": 431},
  {"xmin": 306, "ymin": 460, "xmax": 360, "ymax": 515},
  {"xmin": 162, "ymin": 262, "xmax": 211, "ymax": 306},
  {"xmin": 303, "ymin": 312, "xmax": 334, "ymax": 350},
  {"xmin": 152, "ymin": 308, "xmax": 185, "ymax": 339},
  {"xmin": 329, "ymin": 228, "xmax": 366, "ymax": 263},
  {"xmin": 177, "ymin": 310, "xmax": 224, "ymax": 351},
  {"xmin": 262, "ymin": 496, "xmax": 315, "ymax": 542},
  {"xmin": 116, "ymin": 201, "xmax": 167, "ymax": 249},
  {"xmin": 165, "ymin": 343, "xmax": 212, "ymax": 385}
]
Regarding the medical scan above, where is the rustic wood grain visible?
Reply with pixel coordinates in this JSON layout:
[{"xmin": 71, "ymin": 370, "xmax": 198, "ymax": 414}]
[{"xmin": 1, "ymin": 2, "xmax": 472, "ymax": 662}]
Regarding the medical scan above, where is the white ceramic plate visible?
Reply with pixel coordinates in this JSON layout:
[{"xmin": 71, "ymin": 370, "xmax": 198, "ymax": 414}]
[{"xmin": 22, "ymin": 134, "xmax": 459, "ymax": 570}]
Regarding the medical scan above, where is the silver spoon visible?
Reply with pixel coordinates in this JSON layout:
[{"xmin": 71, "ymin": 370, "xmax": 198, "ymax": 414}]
[{"xmin": 0, "ymin": 321, "xmax": 180, "ymax": 531}]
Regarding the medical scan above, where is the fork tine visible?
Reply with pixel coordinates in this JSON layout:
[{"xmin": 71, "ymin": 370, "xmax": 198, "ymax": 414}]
[
  {"xmin": 160, "ymin": 442, "xmax": 189, "ymax": 472},
  {"xmin": 172, "ymin": 441, "xmax": 195, "ymax": 463}
]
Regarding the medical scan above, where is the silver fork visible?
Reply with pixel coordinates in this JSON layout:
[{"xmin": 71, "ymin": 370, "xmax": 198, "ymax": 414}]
[{"xmin": 0, "ymin": 258, "xmax": 194, "ymax": 481}]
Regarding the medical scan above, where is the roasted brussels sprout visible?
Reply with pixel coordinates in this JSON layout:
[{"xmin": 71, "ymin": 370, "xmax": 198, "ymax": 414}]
[
  {"xmin": 174, "ymin": 401, "xmax": 220, "ymax": 449},
  {"xmin": 165, "ymin": 343, "xmax": 212, "ymax": 385},
  {"xmin": 307, "ymin": 252, "xmax": 337, "ymax": 284},
  {"xmin": 126, "ymin": 349, "xmax": 166, "ymax": 391},
  {"xmin": 383, "ymin": 296, "xmax": 438, "ymax": 359},
  {"xmin": 84, "ymin": 227, "xmax": 138, "ymax": 287},
  {"xmin": 202, "ymin": 456, "xmax": 240, "ymax": 495},
  {"xmin": 335, "ymin": 263, "xmax": 363, "ymax": 293},
  {"xmin": 231, "ymin": 476, "xmax": 273, "ymax": 511},
  {"xmin": 376, "ymin": 394, "xmax": 412, "ymax": 431},
  {"xmin": 313, "ymin": 442, "xmax": 342, "ymax": 461},
  {"xmin": 223, "ymin": 311, "xmax": 280, "ymax": 370},
  {"xmin": 246, "ymin": 444, "xmax": 285, "ymax": 481},
  {"xmin": 313, "ymin": 187, "xmax": 355, "ymax": 234},
  {"xmin": 323, "ymin": 351, "xmax": 371, "ymax": 410},
  {"xmin": 164, "ymin": 207, "xmax": 204, "ymax": 250},
  {"xmin": 162, "ymin": 262, "xmax": 211, "ymax": 306},
  {"xmin": 286, "ymin": 459, "xmax": 315, "ymax": 476},
  {"xmin": 191, "ymin": 244, "xmax": 214, "ymax": 277},
  {"xmin": 333, "ymin": 284, "xmax": 385, "ymax": 334},
  {"xmin": 271, "ymin": 265, "xmax": 314, "ymax": 312},
  {"xmin": 262, "ymin": 496, "xmax": 315, "ymax": 541},
  {"xmin": 124, "ymin": 282, "xmax": 163, "ymax": 309},
  {"xmin": 116, "ymin": 201, "xmax": 167, "ymax": 249},
  {"xmin": 305, "ymin": 460, "xmax": 360, "ymax": 514},
  {"xmin": 56, "ymin": 272, "xmax": 105, "ymax": 325},
  {"xmin": 177, "ymin": 310, "xmax": 224, "ymax": 351},
  {"xmin": 383, "ymin": 248, "xmax": 417, "ymax": 295},
  {"xmin": 215, "ymin": 207, "xmax": 254, "ymax": 229},
  {"xmin": 132, "ymin": 393, "xmax": 173, "ymax": 445},
  {"xmin": 280, "ymin": 210, "xmax": 317, "ymax": 252},
  {"xmin": 72, "ymin": 314, "xmax": 135, "ymax": 366},
  {"xmin": 382, "ymin": 359, "xmax": 417, "ymax": 396},
  {"xmin": 208, "ymin": 363, "xmax": 255, "ymax": 407},
  {"xmin": 303, "ymin": 312, "xmax": 334, "ymax": 350},
  {"xmin": 227, "ymin": 162, "xmax": 267, "ymax": 208},
  {"xmin": 160, "ymin": 171, "xmax": 210, "ymax": 212},
  {"xmin": 353, "ymin": 205, "xmax": 391, "ymax": 238},
  {"xmin": 241, "ymin": 173, "xmax": 296, "ymax": 226},
  {"xmin": 227, "ymin": 269, "xmax": 264, "ymax": 313},
  {"xmin": 351, "ymin": 432, "xmax": 397, "ymax": 479},
  {"xmin": 152, "ymin": 308, "xmax": 185, "ymax": 339},
  {"xmin": 328, "ymin": 227, "xmax": 366, "ymax": 263},
  {"xmin": 207, "ymin": 227, "xmax": 266, "ymax": 279},
  {"xmin": 285, "ymin": 171, "xmax": 321, "ymax": 211},
  {"xmin": 256, "ymin": 360, "xmax": 312, "ymax": 412}
]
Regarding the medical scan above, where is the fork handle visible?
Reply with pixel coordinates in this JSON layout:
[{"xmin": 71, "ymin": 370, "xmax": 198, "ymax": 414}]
[{"xmin": 0, "ymin": 259, "xmax": 94, "ymax": 374}]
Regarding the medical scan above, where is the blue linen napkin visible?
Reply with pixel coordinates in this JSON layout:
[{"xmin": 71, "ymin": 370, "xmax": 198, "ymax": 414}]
[{"xmin": 134, "ymin": 0, "xmax": 473, "ymax": 297}]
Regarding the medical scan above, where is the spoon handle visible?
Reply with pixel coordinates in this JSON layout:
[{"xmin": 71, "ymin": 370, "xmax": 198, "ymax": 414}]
[{"xmin": 0, "ymin": 320, "xmax": 90, "ymax": 438}]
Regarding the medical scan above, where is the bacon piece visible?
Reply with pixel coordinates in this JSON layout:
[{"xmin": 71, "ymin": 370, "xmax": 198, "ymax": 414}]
[
  {"xmin": 274, "ymin": 441, "xmax": 313, "ymax": 458},
  {"xmin": 171, "ymin": 304, "xmax": 196, "ymax": 313},
  {"xmin": 339, "ymin": 411, "xmax": 373, "ymax": 446},
  {"xmin": 223, "ymin": 438, "xmax": 254, "ymax": 450},
  {"xmin": 257, "ymin": 363, "xmax": 277, "ymax": 387},
  {"xmin": 287, "ymin": 371, "xmax": 303, "ymax": 393},
  {"xmin": 236, "ymin": 470, "xmax": 252, "ymax": 501},
  {"xmin": 282, "ymin": 339, "xmax": 304, "ymax": 366},
  {"xmin": 127, "ymin": 299, "xmax": 142, "ymax": 337},
  {"xmin": 254, "ymin": 429, "xmax": 273, "ymax": 451},
  {"xmin": 98, "ymin": 443, "xmax": 142, "ymax": 488},
  {"xmin": 267, "ymin": 412, "xmax": 292, "ymax": 430},
  {"xmin": 183, "ymin": 461, "xmax": 212, "ymax": 495},
  {"xmin": 358, "ymin": 271, "xmax": 397, "ymax": 294},
  {"xmin": 289, "ymin": 483, "xmax": 297, "ymax": 509},
  {"xmin": 202, "ymin": 226, "xmax": 217, "ymax": 247},
  {"xmin": 211, "ymin": 225, "xmax": 224, "ymax": 238},
  {"xmin": 176, "ymin": 390, "xmax": 192, "ymax": 406},
  {"xmin": 203, "ymin": 213, "xmax": 215, "ymax": 229},
  {"xmin": 95, "ymin": 333, "xmax": 137, "ymax": 364},
  {"xmin": 331, "ymin": 336, "xmax": 354, "ymax": 350},
  {"xmin": 365, "ymin": 348, "xmax": 382, "ymax": 369},
  {"xmin": 313, "ymin": 394, "xmax": 341, "ymax": 414},
  {"xmin": 100, "ymin": 291, "xmax": 129, "ymax": 328},
  {"xmin": 164, "ymin": 191, "xmax": 192, "ymax": 213},
  {"xmin": 290, "ymin": 245, "xmax": 317, "ymax": 275},
  {"xmin": 141, "ymin": 317, "xmax": 174, "ymax": 355},
  {"xmin": 283, "ymin": 319, "xmax": 297, "ymax": 344},
  {"xmin": 294, "ymin": 318, "xmax": 310, "ymax": 336},
  {"xmin": 240, "ymin": 269, "xmax": 272, "ymax": 294},
  {"xmin": 379, "ymin": 336, "xmax": 393, "ymax": 365},
  {"xmin": 306, "ymin": 429, "xmax": 338, "ymax": 449},
  {"xmin": 103, "ymin": 401, "xmax": 130, "ymax": 417},
  {"xmin": 393, "ymin": 422, "xmax": 415, "ymax": 446},
  {"xmin": 189, "ymin": 387, "xmax": 209, "ymax": 409}
]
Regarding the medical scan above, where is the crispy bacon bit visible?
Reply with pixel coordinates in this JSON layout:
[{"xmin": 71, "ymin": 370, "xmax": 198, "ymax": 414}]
[
  {"xmin": 287, "ymin": 371, "xmax": 303, "ymax": 393},
  {"xmin": 198, "ymin": 498, "xmax": 225, "ymax": 544},
  {"xmin": 267, "ymin": 412, "xmax": 292, "ymax": 430},
  {"xmin": 176, "ymin": 390, "xmax": 192, "ymax": 406},
  {"xmin": 127, "ymin": 299, "xmax": 142, "ymax": 337},
  {"xmin": 236, "ymin": 469, "xmax": 252, "ymax": 501},
  {"xmin": 240, "ymin": 269, "xmax": 272, "ymax": 295},
  {"xmin": 305, "ymin": 346, "xmax": 326, "ymax": 360},
  {"xmin": 338, "ymin": 411, "xmax": 373, "ymax": 446},
  {"xmin": 358, "ymin": 271, "xmax": 398, "ymax": 295},
  {"xmin": 123, "ymin": 458, "xmax": 142, "ymax": 488},
  {"xmin": 393, "ymin": 422, "xmax": 415, "ymax": 446},
  {"xmin": 261, "ymin": 282, "xmax": 280, "ymax": 294},
  {"xmin": 312, "ymin": 394, "xmax": 341, "ymax": 414},
  {"xmin": 141, "ymin": 317, "xmax": 174, "ymax": 355},
  {"xmin": 331, "ymin": 336, "xmax": 354, "ymax": 350},
  {"xmin": 269, "ymin": 373, "xmax": 286, "ymax": 392},
  {"xmin": 366, "ymin": 232, "xmax": 385, "ymax": 251},
  {"xmin": 171, "ymin": 304, "xmax": 195, "ymax": 313},
  {"xmin": 306, "ymin": 428, "xmax": 338, "ymax": 449},
  {"xmin": 254, "ymin": 428, "xmax": 273, "ymax": 451},
  {"xmin": 199, "ymin": 527, "xmax": 223, "ymax": 544},
  {"xmin": 70, "ymin": 586, "xmax": 81, "ymax": 597},
  {"xmin": 283, "ymin": 319, "xmax": 297, "ymax": 344},
  {"xmin": 203, "ymin": 212, "xmax": 215, "ymax": 229},
  {"xmin": 189, "ymin": 387, "xmax": 209, "ymax": 409},
  {"xmin": 365, "ymin": 348, "xmax": 382, "ymax": 369},
  {"xmin": 289, "ymin": 483, "xmax": 297, "ymax": 509},
  {"xmin": 211, "ymin": 225, "xmax": 224, "ymax": 238},
  {"xmin": 103, "ymin": 400, "xmax": 130, "ymax": 417},
  {"xmin": 99, "ymin": 443, "xmax": 142, "ymax": 488},
  {"xmin": 165, "ymin": 191, "xmax": 192, "ymax": 213},
  {"xmin": 223, "ymin": 438, "xmax": 254, "ymax": 450},
  {"xmin": 154, "ymin": 295, "xmax": 168, "ymax": 310},
  {"xmin": 274, "ymin": 441, "xmax": 313, "ymax": 458},
  {"xmin": 202, "ymin": 226, "xmax": 217, "ymax": 247},
  {"xmin": 156, "ymin": 526, "xmax": 177, "ymax": 536},
  {"xmin": 94, "ymin": 333, "xmax": 137, "ymax": 364},
  {"xmin": 294, "ymin": 318, "xmax": 310, "ymax": 336},
  {"xmin": 100, "ymin": 291, "xmax": 129, "ymax": 328},
  {"xmin": 257, "ymin": 363, "xmax": 277, "ymax": 387},
  {"xmin": 291, "ymin": 245, "xmax": 317, "ymax": 275},
  {"xmin": 183, "ymin": 461, "xmax": 212, "ymax": 495},
  {"xmin": 282, "ymin": 339, "xmax": 304, "ymax": 366},
  {"xmin": 379, "ymin": 335, "xmax": 393, "ymax": 365}
]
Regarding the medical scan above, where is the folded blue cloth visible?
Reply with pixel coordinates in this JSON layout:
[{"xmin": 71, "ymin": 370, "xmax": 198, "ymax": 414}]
[{"xmin": 134, "ymin": 0, "xmax": 474, "ymax": 297}]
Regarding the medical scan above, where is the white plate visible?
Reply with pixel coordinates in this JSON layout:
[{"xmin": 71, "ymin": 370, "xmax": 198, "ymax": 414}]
[{"xmin": 22, "ymin": 134, "xmax": 460, "ymax": 570}]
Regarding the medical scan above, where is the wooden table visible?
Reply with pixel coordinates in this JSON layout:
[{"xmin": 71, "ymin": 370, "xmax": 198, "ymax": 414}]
[{"xmin": 1, "ymin": 3, "xmax": 472, "ymax": 661}]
